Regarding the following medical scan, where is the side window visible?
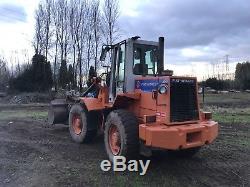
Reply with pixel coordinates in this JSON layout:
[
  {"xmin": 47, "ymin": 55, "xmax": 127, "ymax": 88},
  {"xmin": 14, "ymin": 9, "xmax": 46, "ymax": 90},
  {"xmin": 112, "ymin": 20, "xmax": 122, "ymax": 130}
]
[{"xmin": 118, "ymin": 44, "xmax": 125, "ymax": 83}]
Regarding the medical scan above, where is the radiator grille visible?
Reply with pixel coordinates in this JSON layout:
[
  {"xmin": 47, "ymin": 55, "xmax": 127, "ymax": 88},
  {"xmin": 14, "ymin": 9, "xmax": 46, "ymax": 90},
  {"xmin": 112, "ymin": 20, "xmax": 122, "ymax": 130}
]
[{"xmin": 170, "ymin": 78, "xmax": 199, "ymax": 122}]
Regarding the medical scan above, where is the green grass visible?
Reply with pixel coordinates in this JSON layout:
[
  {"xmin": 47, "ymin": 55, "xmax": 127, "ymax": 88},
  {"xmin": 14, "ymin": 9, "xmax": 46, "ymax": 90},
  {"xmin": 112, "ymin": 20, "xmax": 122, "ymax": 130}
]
[
  {"xmin": 0, "ymin": 109, "xmax": 48, "ymax": 121},
  {"xmin": 200, "ymin": 93, "xmax": 250, "ymax": 124},
  {"xmin": 213, "ymin": 113, "xmax": 250, "ymax": 124},
  {"xmin": 200, "ymin": 93, "xmax": 250, "ymax": 150},
  {"xmin": 199, "ymin": 92, "xmax": 250, "ymax": 105}
]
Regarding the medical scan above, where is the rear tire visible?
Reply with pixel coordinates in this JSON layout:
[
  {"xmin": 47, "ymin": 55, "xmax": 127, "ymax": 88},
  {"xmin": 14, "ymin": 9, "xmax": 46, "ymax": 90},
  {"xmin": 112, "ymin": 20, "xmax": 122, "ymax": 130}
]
[
  {"xmin": 69, "ymin": 104, "xmax": 97, "ymax": 143},
  {"xmin": 104, "ymin": 110, "xmax": 139, "ymax": 162}
]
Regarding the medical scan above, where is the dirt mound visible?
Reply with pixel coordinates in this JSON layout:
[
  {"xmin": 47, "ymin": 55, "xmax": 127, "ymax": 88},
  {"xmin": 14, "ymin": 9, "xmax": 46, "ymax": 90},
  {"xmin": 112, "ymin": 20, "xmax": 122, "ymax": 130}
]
[{"xmin": 9, "ymin": 93, "xmax": 52, "ymax": 104}]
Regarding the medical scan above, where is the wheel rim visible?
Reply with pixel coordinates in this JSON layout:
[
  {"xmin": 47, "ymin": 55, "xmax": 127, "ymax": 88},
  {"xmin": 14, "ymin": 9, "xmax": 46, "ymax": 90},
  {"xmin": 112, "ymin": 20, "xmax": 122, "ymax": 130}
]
[
  {"xmin": 72, "ymin": 114, "xmax": 82, "ymax": 135},
  {"xmin": 108, "ymin": 124, "xmax": 121, "ymax": 155}
]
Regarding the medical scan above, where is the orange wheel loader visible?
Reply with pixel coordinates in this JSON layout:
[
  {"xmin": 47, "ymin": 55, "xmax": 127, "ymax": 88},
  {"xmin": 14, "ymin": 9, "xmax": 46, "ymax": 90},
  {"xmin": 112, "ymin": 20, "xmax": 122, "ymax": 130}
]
[{"xmin": 48, "ymin": 37, "xmax": 218, "ymax": 161}]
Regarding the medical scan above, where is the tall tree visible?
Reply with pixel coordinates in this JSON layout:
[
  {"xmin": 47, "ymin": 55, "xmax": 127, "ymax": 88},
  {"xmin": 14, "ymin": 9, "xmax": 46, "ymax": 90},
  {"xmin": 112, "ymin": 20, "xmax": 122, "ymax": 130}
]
[
  {"xmin": 69, "ymin": 0, "xmax": 77, "ymax": 87},
  {"xmin": 33, "ymin": 0, "xmax": 121, "ymax": 91},
  {"xmin": 102, "ymin": 0, "xmax": 120, "ymax": 46},
  {"xmin": 0, "ymin": 57, "xmax": 10, "ymax": 91},
  {"xmin": 92, "ymin": 0, "xmax": 101, "ymax": 70},
  {"xmin": 68, "ymin": 64, "xmax": 75, "ymax": 88},
  {"xmin": 101, "ymin": 0, "xmax": 120, "ymax": 66},
  {"xmin": 44, "ymin": 0, "xmax": 53, "ymax": 62},
  {"xmin": 59, "ymin": 60, "xmax": 68, "ymax": 89},
  {"xmin": 34, "ymin": 4, "xmax": 45, "ymax": 55},
  {"xmin": 235, "ymin": 62, "xmax": 250, "ymax": 90}
]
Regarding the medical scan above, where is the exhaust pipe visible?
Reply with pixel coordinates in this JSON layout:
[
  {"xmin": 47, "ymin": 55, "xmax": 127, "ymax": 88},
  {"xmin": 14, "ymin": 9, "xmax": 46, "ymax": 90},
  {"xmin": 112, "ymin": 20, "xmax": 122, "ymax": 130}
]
[{"xmin": 158, "ymin": 37, "xmax": 164, "ymax": 75}]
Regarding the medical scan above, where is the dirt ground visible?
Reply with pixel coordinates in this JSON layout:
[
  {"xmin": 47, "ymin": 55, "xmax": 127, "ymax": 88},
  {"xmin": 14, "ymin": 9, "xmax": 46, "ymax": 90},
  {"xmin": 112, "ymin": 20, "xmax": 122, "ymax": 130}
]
[{"xmin": 0, "ymin": 94, "xmax": 250, "ymax": 186}]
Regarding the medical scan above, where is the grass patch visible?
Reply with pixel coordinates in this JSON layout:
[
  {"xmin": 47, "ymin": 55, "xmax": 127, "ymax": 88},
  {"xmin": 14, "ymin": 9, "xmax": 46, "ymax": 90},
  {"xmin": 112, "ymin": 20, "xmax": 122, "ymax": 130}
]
[
  {"xmin": 213, "ymin": 113, "xmax": 250, "ymax": 124},
  {"xmin": 199, "ymin": 92, "xmax": 250, "ymax": 105},
  {"xmin": 0, "ymin": 109, "xmax": 47, "ymax": 121}
]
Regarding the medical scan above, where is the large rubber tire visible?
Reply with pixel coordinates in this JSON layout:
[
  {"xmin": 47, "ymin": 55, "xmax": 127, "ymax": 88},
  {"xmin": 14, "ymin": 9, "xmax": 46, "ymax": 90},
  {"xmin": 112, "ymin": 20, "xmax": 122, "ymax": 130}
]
[
  {"xmin": 69, "ymin": 104, "xmax": 97, "ymax": 143},
  {"xmin": 104, "ymin": 109, "xmax": 139, "ymax": 162}
]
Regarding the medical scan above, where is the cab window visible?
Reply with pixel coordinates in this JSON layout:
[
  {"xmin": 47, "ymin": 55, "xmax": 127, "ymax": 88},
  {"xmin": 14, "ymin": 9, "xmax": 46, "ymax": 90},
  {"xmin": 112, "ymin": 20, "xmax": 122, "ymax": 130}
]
[{"xmin": 133, "ymin": 44, "xmax": 158, "ymax": 75}]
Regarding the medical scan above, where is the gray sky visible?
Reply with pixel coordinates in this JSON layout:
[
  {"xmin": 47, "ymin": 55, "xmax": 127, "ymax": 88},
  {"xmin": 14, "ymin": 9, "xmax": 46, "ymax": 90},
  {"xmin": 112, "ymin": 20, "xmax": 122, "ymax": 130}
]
[
  {"xmin": 119, "ymin": 0, "xmax": 250, "ymax": 79},
  {"xmin": 0, "ymin": 0, "xmax": 250, "ymax": 79}
]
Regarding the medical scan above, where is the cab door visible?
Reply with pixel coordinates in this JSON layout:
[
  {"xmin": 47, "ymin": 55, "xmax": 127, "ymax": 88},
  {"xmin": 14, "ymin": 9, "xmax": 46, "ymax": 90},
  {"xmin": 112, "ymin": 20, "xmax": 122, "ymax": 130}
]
[
  {"xmin": 109, "ymin": 42, "xmax": 126, "ymax": 101},
  {"xmin": 116, "ymin": 42, "xmax": 126, "ymax": 94}
]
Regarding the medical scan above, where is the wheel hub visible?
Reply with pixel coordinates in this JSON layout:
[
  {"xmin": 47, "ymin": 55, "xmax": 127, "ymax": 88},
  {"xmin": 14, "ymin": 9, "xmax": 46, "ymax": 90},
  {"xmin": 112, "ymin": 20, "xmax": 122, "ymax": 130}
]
[
  {"xmin": 108, "ymin": 125, "xmax": 121, "ymax": 155},
  {"xmin": 72, "ymin": 114, "xmax": 82, "ymax": 135}
]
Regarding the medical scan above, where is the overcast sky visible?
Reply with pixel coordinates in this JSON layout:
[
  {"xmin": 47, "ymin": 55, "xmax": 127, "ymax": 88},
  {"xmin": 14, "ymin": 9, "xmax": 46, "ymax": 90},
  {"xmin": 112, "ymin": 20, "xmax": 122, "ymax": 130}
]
[{"xmin": 0, "ymin": 0, "xmax": 250, "ymax": 80}]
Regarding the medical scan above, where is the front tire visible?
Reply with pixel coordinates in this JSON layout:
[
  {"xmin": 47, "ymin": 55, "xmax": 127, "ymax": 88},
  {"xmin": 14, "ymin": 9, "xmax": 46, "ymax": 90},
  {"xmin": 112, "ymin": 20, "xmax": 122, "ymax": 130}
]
[
  {"xmin": 69, "ymin": 104, "xmax": 97, "ymax": 143},
  {"xmin": 104, "ymin": 110, "xmax": 139, "ymax": 161}
]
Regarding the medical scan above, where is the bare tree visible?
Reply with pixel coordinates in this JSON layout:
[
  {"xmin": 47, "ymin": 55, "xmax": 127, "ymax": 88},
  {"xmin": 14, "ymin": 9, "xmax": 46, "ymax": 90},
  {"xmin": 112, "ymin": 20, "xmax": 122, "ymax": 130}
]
[
  {"xmin": 102, "ymin": 0, "xmax": 120, "ymax": 46},
  {"xmin": 54, "ymin": 0, "xmax": 69, "ymax": 64},
  {"xmin": 44, "ymin": 0, "xmax": 53, "ymax": 62},
  {"xmin": 34, "ymin": 4, "xmax": 45, "ymax": 55},
  {"xmin": 33, "ymin": 0, "xmax": 121, "ymax": 91},
  {"xmin": 69, "ymin": 0, "xmax": 78, "ymax": 87},
  {"xmin": 51, "ymin": 0, "xmax": 59, "ymax": 89},
  {"xmin": 0, "ymin": 57, "xmax": 10, "ymax": 91},
  {"xmin": 92, "ymin": 0, "xmax": 101, "ymax": 70},
  {"xmin": 86, "ymin": 6, "xmax": 93, "ymax": 72},
  {"xmin": 69, "ymin": 0, "xmax": 89, "ymax": 91}
]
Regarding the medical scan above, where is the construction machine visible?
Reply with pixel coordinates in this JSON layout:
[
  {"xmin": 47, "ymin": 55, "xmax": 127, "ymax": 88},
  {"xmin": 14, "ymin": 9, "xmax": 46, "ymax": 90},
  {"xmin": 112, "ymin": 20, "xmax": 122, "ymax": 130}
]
[{"xmin": 49, "ymin": 36, "xmax": 218, "ymax": 161}]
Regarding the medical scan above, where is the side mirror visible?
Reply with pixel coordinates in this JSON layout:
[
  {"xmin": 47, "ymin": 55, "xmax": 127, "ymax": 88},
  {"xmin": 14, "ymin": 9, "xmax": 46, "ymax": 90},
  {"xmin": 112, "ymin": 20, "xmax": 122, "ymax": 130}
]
[
  {"xmin": 100, "ymin": 47, "xmax": 109, "ymax": 61},
  {"xmin": 133, "ymin": 63, "xmax": 148, "ymax": 75}
]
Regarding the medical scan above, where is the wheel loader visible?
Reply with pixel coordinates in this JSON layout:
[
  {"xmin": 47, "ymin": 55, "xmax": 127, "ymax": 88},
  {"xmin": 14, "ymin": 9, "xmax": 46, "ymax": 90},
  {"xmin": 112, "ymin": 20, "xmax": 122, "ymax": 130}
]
[{"xmin": 48, "ymin": 36, "xmax": 218, "ymax": 161}]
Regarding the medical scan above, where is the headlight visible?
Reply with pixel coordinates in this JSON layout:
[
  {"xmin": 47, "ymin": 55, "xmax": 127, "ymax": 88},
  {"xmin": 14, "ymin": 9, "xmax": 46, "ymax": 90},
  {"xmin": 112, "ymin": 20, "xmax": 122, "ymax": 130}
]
[{"xmin": 158, "ymin": 85, "xmax": 168, "ymax": 94}]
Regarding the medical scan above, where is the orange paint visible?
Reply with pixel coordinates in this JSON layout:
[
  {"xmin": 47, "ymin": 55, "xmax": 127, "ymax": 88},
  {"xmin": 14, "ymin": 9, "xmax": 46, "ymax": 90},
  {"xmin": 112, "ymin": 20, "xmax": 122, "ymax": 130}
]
[
  {"xmin": 80, "ymin": 75, "xmax": 219, "ymax": 151},
  {"xmin": 139, "ymin": 121, "xmax": 218, "ymax": 150}
]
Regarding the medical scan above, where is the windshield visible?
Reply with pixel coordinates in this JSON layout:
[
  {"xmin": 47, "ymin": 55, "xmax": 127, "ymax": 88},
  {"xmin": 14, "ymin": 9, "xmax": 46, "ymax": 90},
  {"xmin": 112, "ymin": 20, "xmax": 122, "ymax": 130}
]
[{"xmin": 133, "ymin": 44, "xmax": 158, "ymax": 75}]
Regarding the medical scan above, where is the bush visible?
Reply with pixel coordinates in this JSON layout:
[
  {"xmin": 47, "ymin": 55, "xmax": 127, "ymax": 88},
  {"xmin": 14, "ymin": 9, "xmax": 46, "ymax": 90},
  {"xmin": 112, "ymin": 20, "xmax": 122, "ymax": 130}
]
[
  {"xmin": 9, "ymin": 54, "xmax": 53, "ymax": 92},
  {"xmin": 204, "ymin": 78, "xmax": 234, "ymax": 90}
]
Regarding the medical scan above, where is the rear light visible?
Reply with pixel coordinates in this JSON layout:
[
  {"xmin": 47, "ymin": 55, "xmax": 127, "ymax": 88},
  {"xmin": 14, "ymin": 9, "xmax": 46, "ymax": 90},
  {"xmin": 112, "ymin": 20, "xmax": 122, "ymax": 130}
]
[{"xmin": 201, "ymin": 111, "xmax": 212, "ymax": 121}]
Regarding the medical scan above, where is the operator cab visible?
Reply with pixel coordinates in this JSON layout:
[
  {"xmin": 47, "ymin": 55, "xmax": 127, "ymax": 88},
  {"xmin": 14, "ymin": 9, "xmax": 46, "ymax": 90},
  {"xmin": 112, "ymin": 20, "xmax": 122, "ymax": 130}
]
[{"xmin": 100, "ymin": 37, "xmax": 173, "ymax": 102}]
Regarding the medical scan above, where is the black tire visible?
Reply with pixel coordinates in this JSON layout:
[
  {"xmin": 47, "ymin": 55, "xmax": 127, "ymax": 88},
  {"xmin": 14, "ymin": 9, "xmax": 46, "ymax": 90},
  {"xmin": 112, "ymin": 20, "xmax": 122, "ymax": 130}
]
[
  {"xmin": 169, "ymin": 147, "xmax": 201, "ymax": 158},
  {"xmin": 69, "ymin": 104, "xmax": 97, "ymax": 143},
  {"xmin": 104, "ymin": 109, "xmax": 139, "ymax": 162}
]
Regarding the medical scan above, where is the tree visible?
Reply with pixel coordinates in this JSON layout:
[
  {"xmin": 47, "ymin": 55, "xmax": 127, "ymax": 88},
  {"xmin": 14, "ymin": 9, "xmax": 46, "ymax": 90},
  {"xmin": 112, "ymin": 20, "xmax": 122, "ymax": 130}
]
[
  {"xmin": 102, "ymin": 0, "xmax": 120, "ymax": 46},
  {"xmin": 92, "ymin": 0, "xmax": 101, "ymax": 70},
  {"xmin": 101, "ymin": 0, "xmax": 120, "ymax": 66},
  {"xmin": 32, "ymin": 54, "xmax": 53, "ymax": 91},
  {"xmin": 33, "ymin": 0, "xmax": 121, "ymax": 92},
  {"xmin": 44, "ymin": 0, "xmax": 53, "ymax": 62},
  {"xmin": 34, "ymin": 4, "xmax": 45, "ymax": 55},
  {"xmin": 235, "ymin": 62, "xmax": 250, "ymax": 90},
  {"xmin": 45, "ymin": 61, "xmax": 53, "ymax": 89},
  {"xmin": 68, "ymin": 64, "xmax": 75, "ymax": 88},
  {"xmin": 9, "ymin": 54, "xmax": 53, "ymax": 92},
  {"xmin": 0, "ymin": 57, "xmax": 10, "ymax": 91},
  {"xmin": 69, "ymin": 0, "xmax": 78, "ymax": 88},
  {"xmin": 59, "ymin": 59, "xmax": 68, "ymax": 89}
]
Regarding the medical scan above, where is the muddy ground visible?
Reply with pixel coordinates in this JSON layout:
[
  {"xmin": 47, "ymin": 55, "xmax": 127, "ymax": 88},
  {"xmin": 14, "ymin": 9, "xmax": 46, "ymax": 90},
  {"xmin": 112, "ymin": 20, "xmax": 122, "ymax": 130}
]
[{"xmin": 0, "ymin": 97, "xmax": 249, "ymax": 186}]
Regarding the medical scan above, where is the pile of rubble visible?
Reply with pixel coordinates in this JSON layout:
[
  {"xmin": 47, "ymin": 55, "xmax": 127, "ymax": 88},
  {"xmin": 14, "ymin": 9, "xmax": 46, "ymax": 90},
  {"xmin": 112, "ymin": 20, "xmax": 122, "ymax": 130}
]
[{"xmin": 9, "ymin": 93, "xmax": 51, "ymax": 104}]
